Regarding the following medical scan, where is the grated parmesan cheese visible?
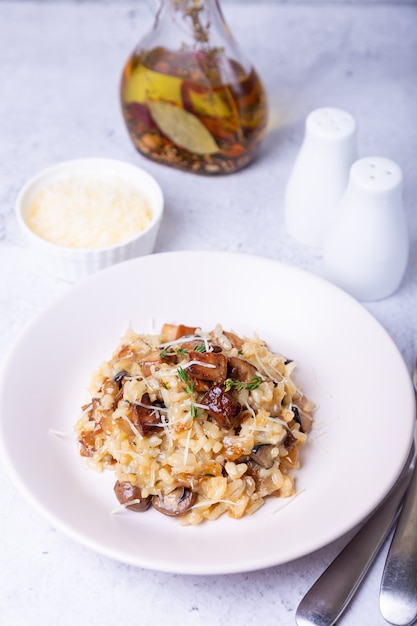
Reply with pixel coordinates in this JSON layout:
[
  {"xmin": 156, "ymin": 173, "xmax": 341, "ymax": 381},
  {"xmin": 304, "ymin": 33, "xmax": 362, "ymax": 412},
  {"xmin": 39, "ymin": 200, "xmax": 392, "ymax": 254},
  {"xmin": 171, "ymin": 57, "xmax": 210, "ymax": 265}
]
[{"xmin": 26, "ymin": 176, "xmax": 153, "ymax": 249}]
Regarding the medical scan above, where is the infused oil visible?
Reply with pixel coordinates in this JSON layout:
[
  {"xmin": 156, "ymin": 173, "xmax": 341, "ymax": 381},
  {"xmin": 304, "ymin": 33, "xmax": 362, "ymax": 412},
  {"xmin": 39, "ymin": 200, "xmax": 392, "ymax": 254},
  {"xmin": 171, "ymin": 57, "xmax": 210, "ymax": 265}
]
[{"xmin": 120, "ymin": 1, "xmax": 268, "ymax": 175}]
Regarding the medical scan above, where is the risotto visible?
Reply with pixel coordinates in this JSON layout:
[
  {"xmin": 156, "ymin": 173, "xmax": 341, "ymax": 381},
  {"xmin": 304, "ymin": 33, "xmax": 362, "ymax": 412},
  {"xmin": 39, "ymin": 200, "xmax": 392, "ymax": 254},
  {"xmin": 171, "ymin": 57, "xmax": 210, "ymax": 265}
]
[{"xmin": 75, "ymin": 323, "xmax": 315, "ymax": 525}]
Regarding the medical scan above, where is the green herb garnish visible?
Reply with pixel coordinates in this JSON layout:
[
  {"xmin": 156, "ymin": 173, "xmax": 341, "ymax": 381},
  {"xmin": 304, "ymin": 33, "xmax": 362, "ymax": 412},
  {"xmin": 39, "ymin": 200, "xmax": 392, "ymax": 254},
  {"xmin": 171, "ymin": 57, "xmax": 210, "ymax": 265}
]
[
  {"xmin": 245, "ymin": 375, "xmax": 263, "ymax": 390},
  {"xmin": 190, "ymin": 403, "xmax": 203, "ymax": 419},
  {"xmin": 177, "ymin": 366, "xmax": 195, "ymax": 394},
  {"xmin": 193, "ymin": 343, "xmax": 207, "ymax": 353},
  {"xmin": 177, "ymin": 366, "xmax": 188, "ymax": 383},
  {"xmin": 224, "ymin": 375, "xmax": 263, "ymax": 393},
  {"xmin": 159, "ymin": 345, "xmax": 173, "ymax": 359},
  {"xmin": 224, "ymin": 378, "xmax": 244, "ymax": 392}
]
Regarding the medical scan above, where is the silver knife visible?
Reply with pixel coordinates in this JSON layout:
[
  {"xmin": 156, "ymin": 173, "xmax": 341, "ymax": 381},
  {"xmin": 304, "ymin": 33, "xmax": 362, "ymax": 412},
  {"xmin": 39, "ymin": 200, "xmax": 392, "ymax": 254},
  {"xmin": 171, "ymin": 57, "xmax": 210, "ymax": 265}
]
[
  {"xmin": 379, "ymin": 365, "xmax": 417, "ymax": 626},
  {"xmin": 296, "ymin": 448, "xmax": 414, "ymax": 626}
]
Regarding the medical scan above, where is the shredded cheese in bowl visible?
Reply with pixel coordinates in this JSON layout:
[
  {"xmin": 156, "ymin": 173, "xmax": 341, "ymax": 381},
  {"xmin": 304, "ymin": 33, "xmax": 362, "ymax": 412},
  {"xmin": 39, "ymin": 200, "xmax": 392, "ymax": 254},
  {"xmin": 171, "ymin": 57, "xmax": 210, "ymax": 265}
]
[
  {"xmin": 75, "ymin": 323, "xmax": 315, "ymax": 525},
  {"xmin": 26, "ymin": 176, "xmax": 152, "ymax": 249}
]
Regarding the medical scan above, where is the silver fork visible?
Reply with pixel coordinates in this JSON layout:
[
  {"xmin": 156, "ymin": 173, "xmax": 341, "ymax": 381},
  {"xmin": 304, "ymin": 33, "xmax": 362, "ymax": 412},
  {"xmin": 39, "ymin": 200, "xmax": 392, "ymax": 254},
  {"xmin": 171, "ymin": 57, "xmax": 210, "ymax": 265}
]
[
  {"xmin": 379, "ymin": 363, "xmax": 417, "ymax": 626},
  {"xmin": 295, "ymin": 449, "xmax": 414, "ymax": 626},
  {"xmin": 295, "ymin": 362, "xmax": 417, "ymax": 626}
]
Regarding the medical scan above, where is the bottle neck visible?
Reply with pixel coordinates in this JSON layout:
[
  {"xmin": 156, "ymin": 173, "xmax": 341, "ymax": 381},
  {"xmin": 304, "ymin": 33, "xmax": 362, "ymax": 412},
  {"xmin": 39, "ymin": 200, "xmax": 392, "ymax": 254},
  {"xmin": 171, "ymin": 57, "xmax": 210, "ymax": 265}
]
[{"xmin": 157, "ymin": 0, "xmax": 227, "ymax": 47}]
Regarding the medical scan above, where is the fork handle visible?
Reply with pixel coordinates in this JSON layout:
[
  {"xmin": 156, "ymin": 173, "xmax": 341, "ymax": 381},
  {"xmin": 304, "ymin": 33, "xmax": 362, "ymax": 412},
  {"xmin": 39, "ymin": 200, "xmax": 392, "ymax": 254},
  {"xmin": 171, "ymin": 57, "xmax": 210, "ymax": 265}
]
[
  {"xmin": 380, "ymin": 462, "xmax": 417, "ymax": 626},
  {"xmin": 295, "ymin": 454, "xmax": 414, "ymax": 626}
]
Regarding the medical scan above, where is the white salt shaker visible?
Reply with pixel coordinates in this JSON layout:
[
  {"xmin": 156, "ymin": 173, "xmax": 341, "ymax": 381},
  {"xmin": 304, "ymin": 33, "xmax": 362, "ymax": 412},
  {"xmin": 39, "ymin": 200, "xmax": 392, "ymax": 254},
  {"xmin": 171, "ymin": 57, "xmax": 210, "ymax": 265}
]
[
  {"xmin": 323, "ymin": 156, "xmax": 409, "ymax": 301},
  {"xmin": 285, "ymin": 107, "xmax": 358, "ymax": 248}
]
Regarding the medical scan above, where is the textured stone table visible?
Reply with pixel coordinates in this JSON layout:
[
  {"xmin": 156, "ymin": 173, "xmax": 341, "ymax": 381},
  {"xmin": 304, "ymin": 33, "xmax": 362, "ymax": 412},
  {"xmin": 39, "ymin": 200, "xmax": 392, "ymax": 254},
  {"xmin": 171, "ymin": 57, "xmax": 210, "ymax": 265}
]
[{"xmin": 1, "ymin": 2, "xmax": 416, "ymax": 625}]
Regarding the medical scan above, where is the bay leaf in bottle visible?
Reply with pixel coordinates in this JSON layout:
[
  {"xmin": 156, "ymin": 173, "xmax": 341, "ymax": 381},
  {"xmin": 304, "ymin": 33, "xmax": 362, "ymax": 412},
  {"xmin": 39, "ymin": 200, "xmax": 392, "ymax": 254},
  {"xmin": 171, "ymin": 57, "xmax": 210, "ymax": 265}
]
[{"xmin": 147, "ymin": 100, "xmax": 220, "ymax": 155}]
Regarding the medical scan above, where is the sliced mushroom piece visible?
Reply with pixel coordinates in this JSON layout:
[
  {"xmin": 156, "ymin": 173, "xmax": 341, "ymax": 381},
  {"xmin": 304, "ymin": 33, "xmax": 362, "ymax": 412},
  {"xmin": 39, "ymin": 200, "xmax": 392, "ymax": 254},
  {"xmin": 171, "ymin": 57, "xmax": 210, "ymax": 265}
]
[
  {"xmin": 114, "ymin": 480, "xmax": 152, "ymax": 512},
  {"xmin": 112, "ymin": 387, "xmax": 124, "ymax": 409},
  {"xmin": 223, "ymin": 330, "xmax": 244, "ymax": 350},
  {"xmin": 116, "ymin": 344, "xmax": 134, "ymax": 359},
  {"xmin": 280, "ymin": 445, "xmax": 300, "ymax": 470},
  {"xmin": 79, "ymin": 430, "xmax": 97, "ymax": 457},
  {"xmin": 79, "ymin": 416, "xmax": 103, "ymax": 457},
  {"xmin": 293, "ymin": 405, "xmax": 313, "ymax": 433},
  {"xmin": 179, "ymin": 339, "xmax": 205, "ymax": 351},
  {"xmin": 101, "ymin": 379, "xmax": 119, "ymax": 396},
  {"xmin": 227, "ymin": 356, "xmax": 258, "ymax": 383},
  {"xmin": 132, "ymin": 393, "xmax": 163, "ymax": 436},
  {"xmin": 161, "ymin": 323, "xmax": 198, "ymax": 341},
  {"xmin": 142, "ymin": 349, "xmax": 177, "ymax": 377},
  {"xmin": 113, "ymin": 370, "xmax": 127, "ymax": 383},
  {"xmin": 152, "ymin": 487, "xmax": 196, "ymax": 517},
  {"xmin": 200, "ymin": 383, "xmax": 241, "ymax": 430},
  {"xmin": 187, "ymin": 350, "xmax": 227, "ymax": 383},
  {"xmin": 249, "ymin": 444, "xmax": 278, "ymax": 469},
  {"xmin": 191, "ymin": 378, "xmax": 212, "ymax": 392},
  {"xmin": 283, "ymin": 429, "xmax": 297, "ymax": 450},
  {"xmin": 82, "ymin": 397, "xmax": 99, "ymax": 420}
]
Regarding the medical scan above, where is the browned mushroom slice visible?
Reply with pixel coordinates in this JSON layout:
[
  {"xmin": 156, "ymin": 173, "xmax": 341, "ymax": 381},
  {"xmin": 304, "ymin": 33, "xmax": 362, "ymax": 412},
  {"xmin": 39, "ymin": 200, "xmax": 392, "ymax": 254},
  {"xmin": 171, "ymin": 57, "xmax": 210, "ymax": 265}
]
[
  {"xmin": 179, "ymin": 339, "xmax": 206, "ymax": 351},
  {"xmin": 191, "ymin": 378, "xmax": 212, "ymax": 392},
  {"xmin": 142, "ymin": 349, "xmax": 177, "ymax": 377},
  {"xmin": 113, "ymin": 369, "xmax": 127, "ymax": 383},
  {"xmin": 81, "ymin": 397, "xmax": 100, "ymax": 420},
  {"xmin": 178, "ymin": 339, "xmax": 222, "ymax": 354},
  {"xmin": 280, "ymin": 445, "xmax": 300, "ymax": 470},
  {"xmin": 132, "ymin": 393, "xmax": 163, "ymax": 435},
  {"xmin": 200, "ymin": 384, "xmax": 241, "ymax": 430},
  {"xmin": 249, "ymin": 444, "xmax": 278, "ymax": 469},
  {"xmin": 293, "ymin": 405, "xmax": 313, "ymax": 433},
  {"xmin": 187, "ymin": 350, "xmax": 227, "ymax": 383},
  {"xmin": 223, "ymin": 330, "xmax": 244, "ymax": 350},
  {"xmin": 114, "ymin": 480, "xmax": 152, "ymax": 512},
  {"xmin": 112, "ymin": 387, "xmax": 124, "ymax": 409},
  {"xmin": 152, "ymin": 487, "xmax": 196, "ymax": 516},
  {"xmin": 79, "ymin": 411, "xmax": 103, "ymax": 457},
  {"xmin": 116, "ymin": 344, "xmax": 133, "ymax": 359},
  {"xmin": 79, "ymin": 430, "xmax": 98, "ymax": 457},
  {"xmin": 161, "ymin": 323, "xmax": 197, "ymax": 341},
  {"xmin": 283, "ymin": 429, "xmax": 297, "ymax": 450},
  {"xmin": 227, "ymin": 356, "xmax": 258, "ymax": 382}
]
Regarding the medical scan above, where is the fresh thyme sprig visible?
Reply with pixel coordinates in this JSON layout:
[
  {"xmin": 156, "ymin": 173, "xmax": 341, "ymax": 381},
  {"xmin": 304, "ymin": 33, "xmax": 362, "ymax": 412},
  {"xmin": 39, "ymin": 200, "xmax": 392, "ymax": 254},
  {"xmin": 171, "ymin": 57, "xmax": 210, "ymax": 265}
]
[
  {"xmin": 177, "ymin": 366, "xmax": 195, "ymax": 394},
  {"xmin": 190, "ymin": 403, "xmax": 203, "ymax": 419},
  {"xmin": 159, "ymin": 345, "xmax": 174, "ymax": 359},
  {"xmin": 159, "ymin": 343, "xmax": 206, "ymax": 359},
  {"xmin": 246, "ymin": 375, "xmax": 263, "ymax": 390},
  {"xmin": 224, "ymin": 375, "xmax": 263, "ymax": 393},
  {"xmin": 177, "ymin": 366, "xmax": 203, "ymax": 418}
]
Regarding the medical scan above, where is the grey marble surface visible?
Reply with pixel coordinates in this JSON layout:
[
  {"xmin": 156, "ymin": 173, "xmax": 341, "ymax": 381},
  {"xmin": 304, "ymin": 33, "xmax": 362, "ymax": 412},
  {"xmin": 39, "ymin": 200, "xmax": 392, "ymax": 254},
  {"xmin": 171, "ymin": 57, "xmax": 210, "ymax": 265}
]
[{"xmin": 1, "ymin": 2, "xmax": 417, "ymax": 625}]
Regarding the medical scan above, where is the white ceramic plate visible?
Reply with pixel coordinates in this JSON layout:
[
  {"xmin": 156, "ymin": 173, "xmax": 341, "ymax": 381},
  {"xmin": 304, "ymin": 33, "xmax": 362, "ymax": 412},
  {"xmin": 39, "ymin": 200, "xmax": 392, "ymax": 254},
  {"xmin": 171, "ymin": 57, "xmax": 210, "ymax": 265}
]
[{"xmin": 0, "ymin": 251, "xmax": 414, "ymax": 575}]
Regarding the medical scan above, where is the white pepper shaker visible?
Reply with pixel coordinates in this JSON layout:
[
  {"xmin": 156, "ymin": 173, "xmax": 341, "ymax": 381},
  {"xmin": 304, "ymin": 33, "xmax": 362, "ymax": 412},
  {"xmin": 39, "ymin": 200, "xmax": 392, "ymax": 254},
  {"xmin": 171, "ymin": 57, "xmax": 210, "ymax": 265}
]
[
  {"xmin": 285, "ymin": 107, "xmax": 358, "ymax": 248},
  {"xmin": 323, "ymin": 156, "xmax": 409, "ymax": 301}
]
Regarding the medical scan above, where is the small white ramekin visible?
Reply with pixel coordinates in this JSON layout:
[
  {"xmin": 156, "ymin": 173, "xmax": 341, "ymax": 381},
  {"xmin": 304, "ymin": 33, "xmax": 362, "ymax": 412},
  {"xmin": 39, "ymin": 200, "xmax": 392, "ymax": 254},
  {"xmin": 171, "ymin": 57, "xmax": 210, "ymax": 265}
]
[{"xmin": 15, "ymin": 158, "xmax": 164, "ymax": 282}]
